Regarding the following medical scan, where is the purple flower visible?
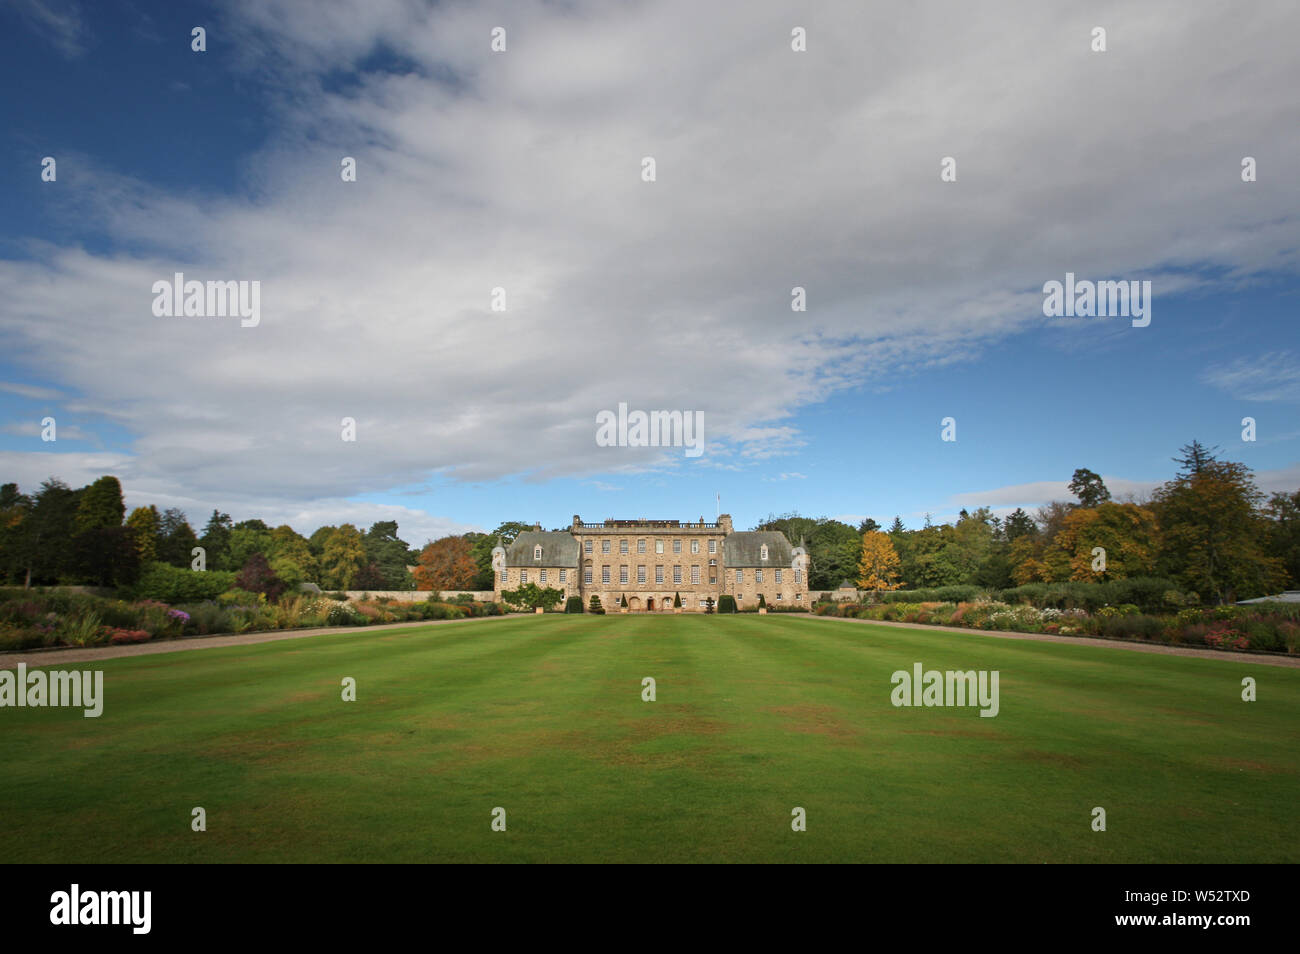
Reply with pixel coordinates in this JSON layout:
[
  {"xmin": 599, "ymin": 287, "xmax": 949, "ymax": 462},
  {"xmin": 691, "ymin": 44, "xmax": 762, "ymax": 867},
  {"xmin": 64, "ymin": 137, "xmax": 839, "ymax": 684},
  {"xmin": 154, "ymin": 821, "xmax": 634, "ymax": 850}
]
[{"xmin": 167, "ymin": 609, "xmax": 191, "ymax": 622}]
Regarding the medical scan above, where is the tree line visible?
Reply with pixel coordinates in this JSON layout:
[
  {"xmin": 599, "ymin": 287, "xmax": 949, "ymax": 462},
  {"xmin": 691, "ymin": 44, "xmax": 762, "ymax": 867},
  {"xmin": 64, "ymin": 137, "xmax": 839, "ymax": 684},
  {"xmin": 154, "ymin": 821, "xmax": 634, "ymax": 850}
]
[
  {"xmin": 0, "ymin": 478, "xmax": 420, "ymax": 591},
  {"xmin": 846, "ymin": 443, "xmax": 1298, "ymax": 603},
  {"xmin": 4, "ymin": 441, "xmax": 1296, "ymax": 602}
]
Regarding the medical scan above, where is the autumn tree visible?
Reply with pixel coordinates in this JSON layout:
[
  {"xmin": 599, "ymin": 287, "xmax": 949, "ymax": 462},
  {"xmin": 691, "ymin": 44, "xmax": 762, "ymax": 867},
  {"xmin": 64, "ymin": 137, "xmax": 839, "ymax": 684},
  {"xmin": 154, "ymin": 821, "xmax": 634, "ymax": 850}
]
[
  {"xmin": 856, "ymin": 531, "xmax": 902, "ymax": 595},
  {"xmin": 1047, "ymin": 502, "xmax": 1159, "ymax": 581},
  {"xmin": 320, "ymin": 524, "xmax": 367, "ymax": 590},
  {"xmin": 1152, "ymin": 446, "xmax": 1285, "ymax": 602},
  {"xmin": 125, "ymin": 505, "xmax": 161, "ymax": 564},
  {"xmin": 1009, "ymin": 536, "xmax": 1049, "ymax": 585},
  {"xmin": 414, "ymin": 535, "xmax": 478, "ymax": 591}
]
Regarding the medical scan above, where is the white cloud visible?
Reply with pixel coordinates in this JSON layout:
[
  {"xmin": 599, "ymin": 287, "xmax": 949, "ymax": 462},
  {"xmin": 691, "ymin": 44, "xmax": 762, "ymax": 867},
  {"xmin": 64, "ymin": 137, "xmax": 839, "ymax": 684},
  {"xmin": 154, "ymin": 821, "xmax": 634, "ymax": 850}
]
[
  {"xmin": 0, "ymin": 420, "xmax": 94, "ymax": 442},
  {"xmin": 2, "ymin": 0, "xmax": 1299, "ymax": 519},
  {"xmin": 6, "ymin": 0, "xmax": 87, "ymax": 58},
  {"xmin": 1204, "ymin": 352, "xmax": 1300, "ymax": 403},
  {"xmin": 0, "ymin": 382, "xmax": 66, "ymax": 401},
  {"xmin": 942, "ymin": 464, "xmax": 1300, "ymax": 519}
]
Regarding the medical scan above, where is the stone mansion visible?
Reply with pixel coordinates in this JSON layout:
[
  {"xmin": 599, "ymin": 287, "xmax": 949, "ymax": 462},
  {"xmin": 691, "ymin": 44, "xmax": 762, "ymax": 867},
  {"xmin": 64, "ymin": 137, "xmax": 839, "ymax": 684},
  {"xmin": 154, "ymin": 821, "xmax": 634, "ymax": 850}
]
[{"xmin": 492, "ymin": 515, "xmax": 809, "ymax": 611}]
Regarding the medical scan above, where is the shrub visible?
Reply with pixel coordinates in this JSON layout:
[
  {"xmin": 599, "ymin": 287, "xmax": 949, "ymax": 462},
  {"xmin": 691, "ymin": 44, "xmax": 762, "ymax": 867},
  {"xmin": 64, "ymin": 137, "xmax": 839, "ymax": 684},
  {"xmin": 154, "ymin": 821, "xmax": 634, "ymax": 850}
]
[
  {"xmin": 1098, "ymin": 614, "xmax": 1166, "ymax": 642},
  {"xmin": 107, "ymin": 628, "xmax": 151, "ymax": 645},
  {"xmin": 1241, "ymin": 619, "xmax": 1283, "ymax": 652},
  {"xmin": 673, "ymin": 592, "xmax": 682, "ymax": 608},
  {"xmin": 420, "ymin": 601, "xmax": 468, "ymax": 620},
  {"xmin": 0, "ymin": 624, "xmax": 48, "ymax": 651},
  {"xmin": 217, "ymin": 588, "xmax": 265, "ymax": 608},
  {"xmin": 717, "ymin": 595, "xmax": 738, "ymax": 614},
  {"xmin": 757, "ymin": 593, "xmax": 767, "ymax": 609},
  {"xmin": 354, "ymin": 602, "xmax": 384, "ymax": 622},
  {"xmin": 271, "ymin": 595, "xmax": 312, "ymax": 630},
  {"xmin": 501, "ymin": 583, "xmax": 565, "ymax": 612},
  {"xmin": 1279, "ymin": 621, "xmax": 1300, "ymax": 654},
  {"xmin": 181, "ymin": 602, "xmax": 232, "ymax": 635},
  {"xmin": 588, "ymin": 595, "xmax": 605, "ymax": 615},
  {"xmin": 58, "ymin": 612, "xmax": 104, "ymax": 647},
  {"xmin": 998, "ymin": 578, "xmax": 1187, "ymax": 613},
  {"xmin": 565, "ymin": 596, "xmax": 584, "ymax": 614},
  {"xmin": 1205, "ymin": 624, "xmax": 1250, "ymax": 651},
  {"xmin": 880, "ymin": 586, "xmax": 981, "ymax": 604},
  {"xmin": 327, "ymin": 603, "xmax": 364, "ymax": 626},
  {"xmin": 234, "ymin": 553, "xmax": 286, "ymax": 603},
  {"xmin": 134, "ymin": 563, "xmax": 237, "ymax": 603}
]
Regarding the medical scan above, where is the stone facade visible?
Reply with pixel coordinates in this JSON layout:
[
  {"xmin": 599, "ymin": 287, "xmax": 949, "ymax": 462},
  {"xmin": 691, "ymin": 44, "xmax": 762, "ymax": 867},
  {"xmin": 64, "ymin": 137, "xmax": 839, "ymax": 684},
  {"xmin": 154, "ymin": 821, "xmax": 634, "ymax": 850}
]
[{"xmin": 492, "ymin": 515, "xmax": 809, "ymax": 611}]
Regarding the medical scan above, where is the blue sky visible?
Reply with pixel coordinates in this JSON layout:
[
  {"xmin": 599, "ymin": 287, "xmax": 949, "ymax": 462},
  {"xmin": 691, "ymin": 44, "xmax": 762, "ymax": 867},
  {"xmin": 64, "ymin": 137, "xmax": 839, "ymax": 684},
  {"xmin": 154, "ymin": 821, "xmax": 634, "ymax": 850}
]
[{"xmin": 2, "ymin": 0, "xmax": 1297, "ymax": 545}]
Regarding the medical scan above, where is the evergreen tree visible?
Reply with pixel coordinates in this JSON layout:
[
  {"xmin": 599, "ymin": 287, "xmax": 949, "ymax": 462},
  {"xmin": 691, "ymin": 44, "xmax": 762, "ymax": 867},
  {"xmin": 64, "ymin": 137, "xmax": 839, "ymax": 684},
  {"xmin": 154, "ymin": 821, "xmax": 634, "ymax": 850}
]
[
  {"xmin": 1068, "ymin": 468, "xmax": 1111, "ymax": 508},
  {"xmin": 157, "ymin": 508, "xmax": 198, "ymax": 567}
]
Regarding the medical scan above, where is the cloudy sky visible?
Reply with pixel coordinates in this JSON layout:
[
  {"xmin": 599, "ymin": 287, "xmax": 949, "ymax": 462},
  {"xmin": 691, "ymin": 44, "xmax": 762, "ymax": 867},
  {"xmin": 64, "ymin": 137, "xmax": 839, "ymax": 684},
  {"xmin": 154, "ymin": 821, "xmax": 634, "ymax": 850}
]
[{"xmin": 2, "ymin": 0, "xmax": 1298, "ymax": 545}]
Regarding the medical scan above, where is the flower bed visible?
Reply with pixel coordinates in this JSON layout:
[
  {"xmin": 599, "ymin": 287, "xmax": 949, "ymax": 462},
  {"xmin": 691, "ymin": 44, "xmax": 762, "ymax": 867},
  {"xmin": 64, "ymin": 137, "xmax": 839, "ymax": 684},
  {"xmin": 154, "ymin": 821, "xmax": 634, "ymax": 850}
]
[
  {"xmin": 813, "ymin": 597, "xmax": 1300, "ymax": 654},
  {"xmin": 0, "ymin": 587, "xmax": 504, "ymax": 651}
]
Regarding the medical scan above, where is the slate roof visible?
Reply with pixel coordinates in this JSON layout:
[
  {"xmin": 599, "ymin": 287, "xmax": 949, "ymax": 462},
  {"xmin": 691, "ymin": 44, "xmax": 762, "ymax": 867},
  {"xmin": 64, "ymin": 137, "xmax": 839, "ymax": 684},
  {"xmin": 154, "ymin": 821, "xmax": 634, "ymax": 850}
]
[
  {"xmin": 723, "ymin": 531, "xmax": 795, "ymax": 567},
  {"xmin": 1236, "ymin": 590, "xmax": 1300, "ymax": 604},
  {"xmin": 504, "ymin": 531, "xmax": 580, "ymax": 567}
]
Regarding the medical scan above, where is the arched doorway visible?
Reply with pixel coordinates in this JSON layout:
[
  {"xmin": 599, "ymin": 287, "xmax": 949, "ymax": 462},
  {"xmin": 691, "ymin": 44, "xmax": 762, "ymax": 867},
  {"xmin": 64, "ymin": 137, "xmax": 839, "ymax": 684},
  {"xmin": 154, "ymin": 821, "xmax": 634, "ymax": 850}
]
[
  {"xmin": 628, "ymin": 596, "xmax": 642, "ymax": 610},
  {"xmin": 646, "ymin": 597, "xmax": 655, "ymax": 610}
]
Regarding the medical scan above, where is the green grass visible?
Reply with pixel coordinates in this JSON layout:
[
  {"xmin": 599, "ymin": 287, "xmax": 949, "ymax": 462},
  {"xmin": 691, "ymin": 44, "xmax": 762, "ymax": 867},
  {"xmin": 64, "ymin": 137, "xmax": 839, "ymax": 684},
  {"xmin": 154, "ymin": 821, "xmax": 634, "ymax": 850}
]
[{"xmin": 2, "ymin": 614, "xmax": 1297, "ymax": 863}]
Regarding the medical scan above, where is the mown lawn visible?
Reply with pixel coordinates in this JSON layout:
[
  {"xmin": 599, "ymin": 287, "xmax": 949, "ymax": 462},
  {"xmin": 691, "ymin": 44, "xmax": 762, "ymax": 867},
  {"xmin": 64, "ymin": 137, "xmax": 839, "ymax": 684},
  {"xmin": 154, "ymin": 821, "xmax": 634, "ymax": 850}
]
[{"xmin": 1, "ymin": 613, "xmax": 1296, "ymax": 863}]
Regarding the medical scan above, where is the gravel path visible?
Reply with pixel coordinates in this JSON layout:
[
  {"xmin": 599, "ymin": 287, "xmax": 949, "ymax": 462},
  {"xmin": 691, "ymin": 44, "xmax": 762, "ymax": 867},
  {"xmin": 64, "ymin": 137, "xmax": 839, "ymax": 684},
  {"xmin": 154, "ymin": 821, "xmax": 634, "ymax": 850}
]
[
  {"xmin": 794, "ymin": 613, "xmax": 1300, "ymax": 667},
  {"xmin": 0, "ymin": 614, "xmax": 518, "ymax": 669},
  {"xmin": 6, "ymin": 612, "xmax": 1295, "ymax": 670}
]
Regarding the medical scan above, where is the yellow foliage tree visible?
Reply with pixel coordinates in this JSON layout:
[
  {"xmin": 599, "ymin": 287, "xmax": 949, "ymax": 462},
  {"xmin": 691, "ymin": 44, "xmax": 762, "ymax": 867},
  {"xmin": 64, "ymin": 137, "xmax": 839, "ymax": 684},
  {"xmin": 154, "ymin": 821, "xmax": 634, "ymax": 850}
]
[
  {"xmin": 1051, "ymin": 502, "xmax": 1159, "ymax": 582},
  {"xmin": 1008, "ymin": 536, "xmax": 1048, "ymax": 584},
  {"xmin": 857, "ymin": 531, "xmax": 902, "ymax": 594}
]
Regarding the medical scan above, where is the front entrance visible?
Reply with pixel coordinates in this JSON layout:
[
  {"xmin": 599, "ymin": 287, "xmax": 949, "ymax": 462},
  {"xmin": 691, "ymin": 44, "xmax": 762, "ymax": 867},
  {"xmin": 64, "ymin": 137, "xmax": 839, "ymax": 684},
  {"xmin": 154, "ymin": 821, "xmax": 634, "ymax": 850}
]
[{"xmin": 646, "ymin": 598, "xmax": 655, "ymax": 610}]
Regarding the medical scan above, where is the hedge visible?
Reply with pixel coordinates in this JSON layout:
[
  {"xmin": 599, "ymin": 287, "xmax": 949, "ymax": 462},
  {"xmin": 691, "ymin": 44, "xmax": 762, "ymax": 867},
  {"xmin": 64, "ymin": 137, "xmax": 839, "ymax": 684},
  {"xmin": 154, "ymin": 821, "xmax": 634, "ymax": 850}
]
[{"xmin": 132, "ymin": 563, "xmax": 237, "ymax": 603}]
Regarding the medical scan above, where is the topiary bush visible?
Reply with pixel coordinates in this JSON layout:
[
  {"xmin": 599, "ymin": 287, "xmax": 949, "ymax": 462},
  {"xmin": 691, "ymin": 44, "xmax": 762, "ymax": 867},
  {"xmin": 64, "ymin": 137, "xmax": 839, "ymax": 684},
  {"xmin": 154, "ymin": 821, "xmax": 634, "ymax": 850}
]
[
  {"xmin": 565, "ymin": 596, "xmax": 584, "ymax": 613},
  {"xmin": 717, "ymin": 594, "xmax": 737, "ymax": 614}
]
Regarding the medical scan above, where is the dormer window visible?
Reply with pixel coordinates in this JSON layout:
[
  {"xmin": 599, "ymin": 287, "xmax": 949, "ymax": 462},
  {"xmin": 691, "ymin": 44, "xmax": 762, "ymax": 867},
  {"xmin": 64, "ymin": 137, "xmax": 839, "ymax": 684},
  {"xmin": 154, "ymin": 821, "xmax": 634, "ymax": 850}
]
[
  {"xmin": 760, "ymin": 544, "xmax": 769, "ymax": 561},
  {"xmin": 533, "ymin": 545, "xmax": 542, "ymax": 561}
]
